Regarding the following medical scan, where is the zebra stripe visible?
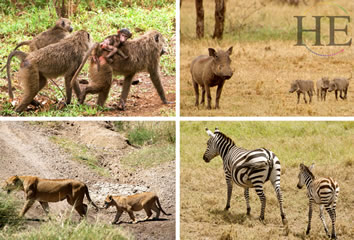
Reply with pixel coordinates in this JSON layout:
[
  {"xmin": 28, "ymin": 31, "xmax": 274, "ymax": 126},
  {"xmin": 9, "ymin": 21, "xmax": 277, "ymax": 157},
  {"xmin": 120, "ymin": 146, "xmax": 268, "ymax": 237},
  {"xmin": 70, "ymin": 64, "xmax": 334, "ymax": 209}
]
[
  {"xmin": 203, "ymin": 128, "xmax": 287, "ymax": 226},
  {"xmin": 297, "ymin": 163, "xmax": 339, "ymax": 239}
]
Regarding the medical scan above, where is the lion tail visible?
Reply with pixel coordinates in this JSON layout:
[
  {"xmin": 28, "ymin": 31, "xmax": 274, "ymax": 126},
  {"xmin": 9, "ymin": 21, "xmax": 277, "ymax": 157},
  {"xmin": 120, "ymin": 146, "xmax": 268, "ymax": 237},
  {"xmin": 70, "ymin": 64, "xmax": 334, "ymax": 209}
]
[
  {"xmin": 84, "ymin": 185, "xmax": 101, "ymax": 211},
  {"xmin": 156, "ymin": 196, "xmax": 171, "ymax": 216}
]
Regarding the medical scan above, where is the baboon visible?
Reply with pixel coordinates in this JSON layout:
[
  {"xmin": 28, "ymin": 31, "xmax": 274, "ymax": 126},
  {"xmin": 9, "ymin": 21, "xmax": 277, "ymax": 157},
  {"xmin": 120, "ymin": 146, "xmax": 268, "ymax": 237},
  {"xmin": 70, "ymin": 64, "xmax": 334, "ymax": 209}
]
[
  {"xmin": 71, "ymin": 30, "xmax": 171, "ymax": 109},
  {"xmin": 289, "ymin": 80, "xmax": 314, "ymax": 104},
  {"xmin": 7, "ymin": 30, "xmax": 92, "ymax": 113},
  {"xmin": 1, "ymin": 18, "xmax": 73, "ymax": 75},
  {"xmin": 101, "ymin": 28, "xmax": 132, "ymax": 63}
]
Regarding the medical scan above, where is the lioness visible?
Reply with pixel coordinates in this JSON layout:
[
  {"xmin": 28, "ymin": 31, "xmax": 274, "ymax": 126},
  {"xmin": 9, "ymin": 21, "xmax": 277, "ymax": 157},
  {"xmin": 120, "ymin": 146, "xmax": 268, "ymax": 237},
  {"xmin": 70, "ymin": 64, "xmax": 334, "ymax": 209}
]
[
  {"xmin": 2, "ymin": 175, "xmax": 99, "ymax": 217},
  {"xmin": 103, "ymin": 192, "xmax": 171, "ymax": 224}
]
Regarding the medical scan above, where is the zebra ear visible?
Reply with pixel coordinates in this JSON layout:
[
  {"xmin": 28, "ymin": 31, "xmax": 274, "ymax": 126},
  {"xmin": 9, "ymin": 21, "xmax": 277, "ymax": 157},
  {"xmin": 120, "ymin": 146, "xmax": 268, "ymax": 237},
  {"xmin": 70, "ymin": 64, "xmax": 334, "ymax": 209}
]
[
  {"xmin": 309, "ymin": 163, "xmax": 314, "ymax": 170},
  {"xmin": 214, "ymin": 127, "xmax": 220, "ymax": 133},
  {"xmin": 299, "ymin": 163, "xmax": 304, "ymax": 169},
  {"xmin": 205, "ymin": 128, "xmax": 215, "ymax": 137}
]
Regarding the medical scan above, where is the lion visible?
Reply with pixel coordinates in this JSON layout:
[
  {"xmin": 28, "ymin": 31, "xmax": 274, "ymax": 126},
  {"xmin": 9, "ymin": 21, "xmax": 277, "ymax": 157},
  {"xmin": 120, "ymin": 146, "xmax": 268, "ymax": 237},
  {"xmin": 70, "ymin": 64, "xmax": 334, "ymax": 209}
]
[
  {"xmin": 2, "ymin": 175, "xmax": 100, "ymax": 217},
  {"xmin": 103, "ymin": 192, "xmax": 172, "ymax": 224}
]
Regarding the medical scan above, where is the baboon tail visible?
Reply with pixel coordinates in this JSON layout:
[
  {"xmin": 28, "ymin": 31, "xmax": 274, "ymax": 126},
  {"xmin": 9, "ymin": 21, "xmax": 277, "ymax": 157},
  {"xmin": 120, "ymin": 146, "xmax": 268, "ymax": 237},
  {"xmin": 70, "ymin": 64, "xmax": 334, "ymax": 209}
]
[
  {"xmin": 156, "ymin": 197, "xmax": 171, "ymax": 216},
  {"xmin": 0, "ymin": 41, "xmax": 31, "ymax": 73},
  {"xmin": 13, "ymin": 40, "xmax": 32, "ymax": 51},
  {"xmin": 71, "ymin": 42, "xmax": 99, "ymax": 88},
  {"xmin": 84, "ymin": 185, "xmax": 101, "ymax": 211},
  {"xmin": 7, "ymin": 50, "xmax": 28, "ymax": 99}
]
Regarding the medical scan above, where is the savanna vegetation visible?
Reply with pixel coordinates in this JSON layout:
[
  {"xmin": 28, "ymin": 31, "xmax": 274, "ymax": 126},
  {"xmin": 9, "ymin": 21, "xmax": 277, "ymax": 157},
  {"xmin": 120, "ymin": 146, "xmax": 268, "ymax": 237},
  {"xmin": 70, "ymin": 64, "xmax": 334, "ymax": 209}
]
[
  {"xmin": 180, "ymin": 121, "xmax": 354, "ymax": 239},
  {"xmin": 0, "ymin": 0, "xmax": 175, "ymax": 116},
  {"xmin": 180, "ymin": 0, "xmax": 353, "ymax": 116}
]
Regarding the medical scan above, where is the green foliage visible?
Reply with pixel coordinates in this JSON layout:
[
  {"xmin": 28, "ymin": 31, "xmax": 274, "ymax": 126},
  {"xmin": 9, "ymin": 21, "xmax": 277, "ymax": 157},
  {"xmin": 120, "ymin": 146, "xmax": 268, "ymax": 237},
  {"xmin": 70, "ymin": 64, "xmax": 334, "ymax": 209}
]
[
  {"xmin": 1, "ymin": 217, "xmax": 130, "ymax": 240},
  {"xmin": 0, "ymin": 191, "xmax": 23, "ymax": 230},
  {"xmin": 114, "ymin": 121, "xmax": 176, "ymax": 146}
]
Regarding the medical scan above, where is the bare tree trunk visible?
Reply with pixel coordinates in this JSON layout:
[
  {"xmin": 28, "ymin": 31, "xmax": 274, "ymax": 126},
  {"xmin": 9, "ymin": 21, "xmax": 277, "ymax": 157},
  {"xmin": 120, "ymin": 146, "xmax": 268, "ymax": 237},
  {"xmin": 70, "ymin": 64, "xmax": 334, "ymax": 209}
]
[
  {"xmin": 213, "ymin": 0, "xmax": 225, "ymax": 39},
  {"xmin": 195, "ymin": 0, "xmax": 204, "ymax": 38}
]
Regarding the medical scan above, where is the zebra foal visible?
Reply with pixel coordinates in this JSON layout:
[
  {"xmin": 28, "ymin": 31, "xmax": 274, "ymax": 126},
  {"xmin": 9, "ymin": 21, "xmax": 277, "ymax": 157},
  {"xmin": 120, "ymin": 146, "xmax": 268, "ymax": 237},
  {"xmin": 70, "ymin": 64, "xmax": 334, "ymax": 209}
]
[
  {"xmin": 203, "ymin": 127, "xmax": 287, "ymax": 226},
  {"xmin": 297, "ymin": 163, "xmax": 340, "ymax": 239}
]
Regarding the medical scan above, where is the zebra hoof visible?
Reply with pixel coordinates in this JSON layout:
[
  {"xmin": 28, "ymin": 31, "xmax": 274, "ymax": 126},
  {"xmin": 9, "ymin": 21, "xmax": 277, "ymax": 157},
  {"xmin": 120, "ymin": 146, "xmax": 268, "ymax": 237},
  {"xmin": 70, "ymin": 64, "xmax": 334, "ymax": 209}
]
[
  {"xmin": 259, "ymin": 217, "xmax": 265, "ymax": 224},
  {"xmin": 331, "ymin": 234, "xmax": 337, "ymax": 239},
  {"xmin": 306, "ymin": 229, "xmax": 310, "ymax": 235},
  {"xmin": 224, "ymin": 206, "xmax": 230, "ymax": 211},
  {"xmin": 246, "ymin": 208, "xmax": 251, "ymax": 215},
  {"xmin": 282, "ymin": 218, "xmax": 288, "ymax": 226}
]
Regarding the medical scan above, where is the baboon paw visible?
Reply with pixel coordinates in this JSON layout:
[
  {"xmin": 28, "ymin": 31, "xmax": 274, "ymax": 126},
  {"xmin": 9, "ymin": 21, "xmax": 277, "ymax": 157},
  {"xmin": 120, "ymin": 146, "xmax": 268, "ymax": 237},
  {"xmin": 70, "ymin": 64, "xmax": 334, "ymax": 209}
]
[{"xmin": 117, "ymin": 102, "xmax": 126, "ymax": 111}]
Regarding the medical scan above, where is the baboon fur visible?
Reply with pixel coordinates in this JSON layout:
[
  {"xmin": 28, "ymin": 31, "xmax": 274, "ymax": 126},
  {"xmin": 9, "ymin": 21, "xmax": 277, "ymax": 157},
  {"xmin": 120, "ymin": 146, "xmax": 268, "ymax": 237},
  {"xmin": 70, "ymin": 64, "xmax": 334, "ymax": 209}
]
[
  {"xmin": 71, "ymin": 30, "xmax": 170, "ymax": 109},
  {"xmin": 7, "ymin": 30, "xmax": 92, "ymax": 113},
  {"xmin": 1, "ymin": 18, "xmax": 73, "ymax": 76}
]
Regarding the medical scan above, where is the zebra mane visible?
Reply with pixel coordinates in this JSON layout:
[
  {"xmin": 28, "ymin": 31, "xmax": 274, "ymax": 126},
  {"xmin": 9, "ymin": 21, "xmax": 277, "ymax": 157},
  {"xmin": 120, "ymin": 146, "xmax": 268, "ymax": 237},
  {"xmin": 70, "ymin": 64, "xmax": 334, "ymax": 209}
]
[
  {"xmin": 215, "ymin": 132, "xmax": 236, "ymax": 146},
  {"xmin": 302, "ymin": 165, "xmax": 315, "ymax": 179}
]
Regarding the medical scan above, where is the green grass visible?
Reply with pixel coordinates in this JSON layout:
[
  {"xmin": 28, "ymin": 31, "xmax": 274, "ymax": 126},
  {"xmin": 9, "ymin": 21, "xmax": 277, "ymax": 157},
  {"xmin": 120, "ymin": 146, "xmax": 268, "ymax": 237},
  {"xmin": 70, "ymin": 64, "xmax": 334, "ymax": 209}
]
[
  {"xmin": 180, "ymin": 121, "xmax": 354, "ymax": 239},
  {"xmin": 50, "ymin": 136, "xmax": 109, "ymax": 176},
  {"xmin": 115, "ymin": 121, "xmax": 176, "ymax": 170},
  {"xmin": 114, "ymin": 121, "xmax": 176, "ymax": 146},
  {"xmin": 0, "ymin": 191, "xmax": 23, "ymax": 230},
  {"xmin": 121, "ymin": 144, "xmax": 175, "ymax": 170}
]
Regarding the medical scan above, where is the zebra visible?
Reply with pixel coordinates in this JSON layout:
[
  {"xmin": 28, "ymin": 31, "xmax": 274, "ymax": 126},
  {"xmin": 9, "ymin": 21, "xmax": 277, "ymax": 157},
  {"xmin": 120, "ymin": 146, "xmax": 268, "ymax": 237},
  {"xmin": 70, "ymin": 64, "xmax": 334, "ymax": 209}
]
[
  {"xmin": 203, "ymin": 127, "xmax": 287, "ymax": 226},
  {"xmin": 297, "ymin": 163, "xmax": 340, "ymax": 239}
]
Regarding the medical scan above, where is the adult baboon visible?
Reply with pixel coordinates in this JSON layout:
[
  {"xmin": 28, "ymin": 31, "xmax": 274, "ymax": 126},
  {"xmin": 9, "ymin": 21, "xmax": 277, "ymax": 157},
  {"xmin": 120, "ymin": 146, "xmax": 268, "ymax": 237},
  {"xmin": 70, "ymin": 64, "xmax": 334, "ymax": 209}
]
[
  {"xmin": 7, "ymin": 30, "xmax": 92, "ymax": 113},
  {"xmin": 71, "ymin": 30, "xmax": 171, "ymax": 110},
  {"xmin": 1, "ymin": 18, "xmax": 73, "ymax": 74}
]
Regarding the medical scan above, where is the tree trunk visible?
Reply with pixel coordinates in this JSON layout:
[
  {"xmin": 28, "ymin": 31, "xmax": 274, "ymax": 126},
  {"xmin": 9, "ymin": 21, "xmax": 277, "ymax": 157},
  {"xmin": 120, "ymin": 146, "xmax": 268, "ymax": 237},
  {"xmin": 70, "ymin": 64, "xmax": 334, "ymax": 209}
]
[
  {"xmin": 213, "ymin": 0, "xmax": 225, "ymax": 39},
  {"xmin": 195, "ymin": 0, "xmax": 204, "ymax": 38}
]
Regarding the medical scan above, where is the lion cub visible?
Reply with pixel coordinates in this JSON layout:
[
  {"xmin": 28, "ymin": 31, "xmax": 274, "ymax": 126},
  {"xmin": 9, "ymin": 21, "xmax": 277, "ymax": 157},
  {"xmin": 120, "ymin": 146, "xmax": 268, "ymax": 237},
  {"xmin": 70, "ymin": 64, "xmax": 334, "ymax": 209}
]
[{"xmin": 103, "ymin": 192, "xmax": 171, "ymax": 224}]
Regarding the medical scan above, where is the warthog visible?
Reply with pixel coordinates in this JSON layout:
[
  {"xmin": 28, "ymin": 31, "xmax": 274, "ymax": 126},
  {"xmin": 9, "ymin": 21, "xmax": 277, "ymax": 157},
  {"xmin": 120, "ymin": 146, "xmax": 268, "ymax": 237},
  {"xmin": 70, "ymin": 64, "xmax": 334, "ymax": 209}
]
[
  {"xmin": 328, "ymin": 78, "xmax": 350, "ymax": 100},
  {"xmin": 316, "ymin": 77, "xmax": 330, "ymax": 101},
  {"xmin": 289, "ymin": 80, "xmax": 314, "ymax": 104},
  {"xmin": 190, "ymin": 47, "xmax": 233, "ymax": 109}
]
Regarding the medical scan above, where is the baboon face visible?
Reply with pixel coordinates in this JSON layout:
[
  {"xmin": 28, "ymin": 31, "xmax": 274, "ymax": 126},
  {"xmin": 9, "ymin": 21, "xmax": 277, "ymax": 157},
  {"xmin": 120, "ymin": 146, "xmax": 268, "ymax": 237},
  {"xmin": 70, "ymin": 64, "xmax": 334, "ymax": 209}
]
[
  {"xmin": 103, "ymin": 195, "xmax": 114, "ymax": 209},
  {"xmin": 2, "ymin": 176, "xmax": 21, "ymax": 194},
  {"xmin": 56, "ymin": 18, "xmax": 73, "ymax": 33},
  {"xmin": 328, "ymin": 82, "xmax": 336, "ymax": 92},
  {"xmin": 118, "ymin": 28, "xmax": 132, "ymax": 43},
  {"xmin": 209, "ymin": 47, "xmax": 233, "ymax": 80},
  {"xmin": 289, "ymin": 81, "xmax": 299, "ymax": 93}
]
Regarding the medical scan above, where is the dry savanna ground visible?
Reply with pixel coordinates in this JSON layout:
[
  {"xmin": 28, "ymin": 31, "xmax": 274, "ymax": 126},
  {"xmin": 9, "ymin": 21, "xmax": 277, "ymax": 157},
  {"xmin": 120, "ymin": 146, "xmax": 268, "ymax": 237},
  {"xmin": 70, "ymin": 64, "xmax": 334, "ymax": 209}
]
[
  {"xmin": 180, "ymin": 0, "xmax": 354, "ymax": 116},
  {"xmin": 180, "ymin": 122, "xmax": 354, "ymax": 239}
]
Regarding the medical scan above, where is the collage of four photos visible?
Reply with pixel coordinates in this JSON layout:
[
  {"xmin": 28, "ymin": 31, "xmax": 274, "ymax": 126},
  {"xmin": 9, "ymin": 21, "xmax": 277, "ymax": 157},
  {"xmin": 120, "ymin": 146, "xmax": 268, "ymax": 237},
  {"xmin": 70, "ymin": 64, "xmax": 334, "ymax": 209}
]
[{"xmin": 0, "ymin": 0, "xmax": 353, "ymax": 239}]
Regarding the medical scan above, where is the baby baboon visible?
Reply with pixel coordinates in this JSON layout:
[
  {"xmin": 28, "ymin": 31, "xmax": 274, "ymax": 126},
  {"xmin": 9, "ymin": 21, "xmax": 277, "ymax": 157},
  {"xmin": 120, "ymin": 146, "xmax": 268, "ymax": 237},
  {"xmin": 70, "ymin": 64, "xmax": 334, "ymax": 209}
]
[
  {"xmin": 101, "ymin": 28, "xmax": 132, "ymax": 63},
  {"xmin": 7, "ymin": 30, "xmax": 92, "ymax": 113},
  {"xmin": 1, "ymin": 18, "xmax": 73, "ymax": 74},
  {"xmin": 289, "ymin": 80, "xmax": 314, "ymax": 104},
  {"xmin": 316, "ymin": 77, "xmax": 330, "ymax": 101},
  {"xmin": 71, "ymin": 30, "xmax": 171, "ymax": 109}
]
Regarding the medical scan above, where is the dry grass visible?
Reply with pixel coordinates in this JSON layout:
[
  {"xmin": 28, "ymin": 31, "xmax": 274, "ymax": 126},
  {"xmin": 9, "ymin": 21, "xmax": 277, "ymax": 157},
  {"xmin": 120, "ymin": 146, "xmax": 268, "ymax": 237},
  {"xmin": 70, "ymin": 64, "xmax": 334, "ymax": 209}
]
[
  {"xmin": 180, "ymin": 122, "xmax": 354, "ymax": 239},
  {"xmin": 180, "ymin": 0, "xmax": 354, "ymax": 116}
]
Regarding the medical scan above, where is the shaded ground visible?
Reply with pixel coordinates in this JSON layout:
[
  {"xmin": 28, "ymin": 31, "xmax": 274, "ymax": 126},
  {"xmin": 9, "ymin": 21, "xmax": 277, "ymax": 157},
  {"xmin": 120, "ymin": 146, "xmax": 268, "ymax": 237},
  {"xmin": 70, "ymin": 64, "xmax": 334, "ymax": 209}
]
[
  {"xmin": 0, "ymin": 122, "xmax": 175, "ymax": 240},
  {"xmin": 0, "ymin": 72, "xmax": 175, "ymax": 116}
]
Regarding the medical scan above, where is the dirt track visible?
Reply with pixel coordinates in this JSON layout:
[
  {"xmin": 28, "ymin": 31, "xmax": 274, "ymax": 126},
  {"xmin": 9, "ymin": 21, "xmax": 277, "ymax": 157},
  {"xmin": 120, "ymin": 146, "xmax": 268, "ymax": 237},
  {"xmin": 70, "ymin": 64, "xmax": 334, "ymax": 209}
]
[{"xmin": 0, "ymin": 122, "xmax": 175, "ymax": 239}]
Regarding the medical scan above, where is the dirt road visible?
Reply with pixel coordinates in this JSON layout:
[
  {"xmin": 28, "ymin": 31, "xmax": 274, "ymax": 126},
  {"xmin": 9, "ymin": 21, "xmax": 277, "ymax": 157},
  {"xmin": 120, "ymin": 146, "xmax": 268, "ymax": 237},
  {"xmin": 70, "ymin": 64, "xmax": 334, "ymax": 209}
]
[{"xmin": 0, "ymin": 122, "xmax": 175, "ymax": 239}]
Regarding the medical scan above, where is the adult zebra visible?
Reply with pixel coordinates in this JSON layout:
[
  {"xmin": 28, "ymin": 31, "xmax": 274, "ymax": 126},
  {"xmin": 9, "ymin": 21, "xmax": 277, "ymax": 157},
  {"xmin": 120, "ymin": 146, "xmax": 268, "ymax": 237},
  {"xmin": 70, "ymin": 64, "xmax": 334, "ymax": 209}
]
[
  {"xmin": 203, "ymin": 127, "xmax": 287, "ymax": 226},
  {"xmin": 297, "ymin": 163, "xmax": 339, "ymax": 239}
]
